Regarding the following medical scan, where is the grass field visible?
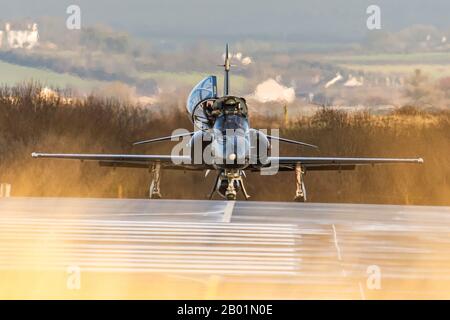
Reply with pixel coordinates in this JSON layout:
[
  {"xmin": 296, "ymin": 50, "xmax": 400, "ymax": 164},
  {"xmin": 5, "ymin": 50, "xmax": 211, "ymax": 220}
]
[
  {"xmin": 0, "ymin": 60, "xmax": 105, "ymax": 91},
  {"xmin": 139, "ymin": 71, "xmax": 248, "ymax": 92},
  {"xmin": 319, "ymin": 52, "xmax": 450, "ymax": 79},
  {"xmin": 323, "ymin": 52, "xmax": 450, "ymax": 64},
  {"xmin": 339, "ymin": 63, "xmax": 450, "ymax": 78},
  {"xmin": 0, "ymin": 59, "xmax": 249, "ymax": 94}
]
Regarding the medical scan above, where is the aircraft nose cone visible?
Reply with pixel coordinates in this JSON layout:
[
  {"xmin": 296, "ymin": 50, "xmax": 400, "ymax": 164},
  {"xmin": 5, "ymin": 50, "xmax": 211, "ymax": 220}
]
[{"xmin": 211, "ymin": 134, "xmax": 250, "ymax": 169}]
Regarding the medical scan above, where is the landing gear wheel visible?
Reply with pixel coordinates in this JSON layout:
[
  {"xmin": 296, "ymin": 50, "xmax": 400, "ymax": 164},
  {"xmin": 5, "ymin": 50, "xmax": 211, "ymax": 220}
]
[
  {"xmin": 225, "ymin": 175, "xmax": 238, "ymax": 201},
  {"xmin": 226, "ymin": 192, "xmax": 237, "ymax": 200},
  {"xmin": 212, "ymin": 170, "xmax": 249, "ymax": 201},
  {"xmin": 149, "ymin": 190, "xmax": 162, "ymax": 199}
]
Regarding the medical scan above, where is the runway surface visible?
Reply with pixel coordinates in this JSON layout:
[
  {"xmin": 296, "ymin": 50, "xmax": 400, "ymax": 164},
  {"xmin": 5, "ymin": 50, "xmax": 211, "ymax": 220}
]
[{"xmin": 0, "ymin": 197, "xmax": 449, "ymax": 299}]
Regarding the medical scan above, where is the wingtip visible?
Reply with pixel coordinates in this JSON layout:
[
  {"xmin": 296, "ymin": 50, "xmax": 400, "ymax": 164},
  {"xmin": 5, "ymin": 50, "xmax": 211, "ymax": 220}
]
[
  {"xmin": 417, "ymin": 157, "xmax": 424, "ymax": 163},
  {"xmin": 31, "ymin": 152, "xmax": 38, "ymax": 158}
]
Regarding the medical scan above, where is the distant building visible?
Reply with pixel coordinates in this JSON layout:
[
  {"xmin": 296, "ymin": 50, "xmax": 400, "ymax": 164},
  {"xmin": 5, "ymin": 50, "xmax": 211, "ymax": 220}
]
[
  {"xmin": 0, "ymin": 23, "xmax": 39, "ymax": 49},
  {"xmin": 344, "ymin": 75, "xmax": 364, "ymax": 87},
  {"xmin": 252, "ymin": 78, "xmax": 295, "ymax": 103}
]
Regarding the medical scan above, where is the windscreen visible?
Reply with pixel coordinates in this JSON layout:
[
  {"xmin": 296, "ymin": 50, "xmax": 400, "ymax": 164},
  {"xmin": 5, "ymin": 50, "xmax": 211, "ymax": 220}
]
[{"xmin": 213, "ymin": 115, "xmax": 249, "ymax": 134}]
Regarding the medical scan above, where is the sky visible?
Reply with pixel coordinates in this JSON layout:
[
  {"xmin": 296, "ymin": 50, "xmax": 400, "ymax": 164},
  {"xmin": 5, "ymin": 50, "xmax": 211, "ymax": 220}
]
[{"xmin": 1, "ymin": 0, "xmax": 450, "ymax": 41}]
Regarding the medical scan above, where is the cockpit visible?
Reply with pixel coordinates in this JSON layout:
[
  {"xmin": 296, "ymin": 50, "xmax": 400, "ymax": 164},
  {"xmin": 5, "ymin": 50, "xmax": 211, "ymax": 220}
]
[
  {"xmin": 186, "ymin": 76, "xmax": 249, "ymax": 130},
  {"xmin": 202, "ymin": 96, "xmax": 249, "ymax": 132}
]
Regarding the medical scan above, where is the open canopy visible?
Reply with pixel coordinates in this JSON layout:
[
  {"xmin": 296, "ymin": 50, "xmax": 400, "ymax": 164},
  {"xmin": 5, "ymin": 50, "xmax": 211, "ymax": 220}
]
[
  {"xmin": 186, "ymin": 76, "xmax": 218, "ymax": 130},
  {"xmin": 186, "ymin": 76, "xmax": 217, "ymax": 115}
]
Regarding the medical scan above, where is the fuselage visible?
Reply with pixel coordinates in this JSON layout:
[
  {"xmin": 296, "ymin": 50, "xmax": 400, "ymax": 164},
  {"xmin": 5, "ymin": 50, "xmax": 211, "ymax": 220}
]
[{"xmin": 210, "ymin": 113, "xmax": 251, "ymax": 170}]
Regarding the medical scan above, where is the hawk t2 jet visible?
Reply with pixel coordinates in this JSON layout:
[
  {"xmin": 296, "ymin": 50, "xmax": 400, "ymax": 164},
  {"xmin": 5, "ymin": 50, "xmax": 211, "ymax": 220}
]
[{"xmin": 32, "ymin": 45, "xmax": 423, "ymax": 201}]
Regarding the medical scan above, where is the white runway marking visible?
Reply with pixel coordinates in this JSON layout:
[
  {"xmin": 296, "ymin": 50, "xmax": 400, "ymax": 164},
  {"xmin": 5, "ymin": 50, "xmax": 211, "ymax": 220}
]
[
  {"xmin": 332, "ymin": 224, "xmax": 342, "ymax": 261},
  {"xmin": 222, "ymin": 201, "xmax": 236, "ymax": 223}
]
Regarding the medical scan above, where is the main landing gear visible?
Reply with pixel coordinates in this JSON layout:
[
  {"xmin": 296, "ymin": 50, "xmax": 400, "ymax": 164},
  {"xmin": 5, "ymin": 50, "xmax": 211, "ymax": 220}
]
[
  {"xmin": 294, "ymin": 163, "xmax": 307, "ymax": 202},
  {"xmin": 149, "ymin": 163, "xmax": 162, "ymax": 199},
  {"xmin": 148, "ymin": 164, "xmax": 306, "ymax": 202}
]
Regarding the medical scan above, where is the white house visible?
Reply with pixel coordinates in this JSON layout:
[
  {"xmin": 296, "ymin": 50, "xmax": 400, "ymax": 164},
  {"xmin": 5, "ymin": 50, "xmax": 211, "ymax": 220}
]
[{"xmin": 2, "ymin": 23, "xmax": 39, "ymax": 49}]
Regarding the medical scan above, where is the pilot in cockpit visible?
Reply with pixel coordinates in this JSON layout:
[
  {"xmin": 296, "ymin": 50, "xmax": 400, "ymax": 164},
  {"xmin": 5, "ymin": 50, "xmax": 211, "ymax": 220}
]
[
  {"xmin": 223, "ymin": 98, "xmax": 239, "ymax": 114},
  {"xmin": 216, "ymin": 97, "xmax": 245, "ymax": 114},
  {"xmin": 202, "ymin": 97, "xmax": 248, "ymax": 127}
]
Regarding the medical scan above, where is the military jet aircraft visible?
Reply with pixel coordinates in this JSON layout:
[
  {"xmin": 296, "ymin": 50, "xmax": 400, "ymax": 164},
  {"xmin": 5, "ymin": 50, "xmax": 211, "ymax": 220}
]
[{"xmin": 32, "ymin": 45, "xmax": 423, "ymax": 201}]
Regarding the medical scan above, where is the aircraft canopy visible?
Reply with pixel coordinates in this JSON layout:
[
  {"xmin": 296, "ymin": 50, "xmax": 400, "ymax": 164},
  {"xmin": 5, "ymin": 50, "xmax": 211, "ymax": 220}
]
[{"xmin": 186, "ymin": 76, "xmax": 217, "ymax": 114}]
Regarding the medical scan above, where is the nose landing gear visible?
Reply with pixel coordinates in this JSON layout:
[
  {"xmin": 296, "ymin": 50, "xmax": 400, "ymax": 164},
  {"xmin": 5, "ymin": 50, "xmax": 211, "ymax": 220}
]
[{"xmin": 208, "ymin": 170, "xmax": 250, "ymax": 200}]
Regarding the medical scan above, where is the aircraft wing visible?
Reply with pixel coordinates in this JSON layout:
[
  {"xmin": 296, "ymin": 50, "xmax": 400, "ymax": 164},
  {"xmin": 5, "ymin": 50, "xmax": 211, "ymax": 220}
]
[
  {"xmin": 266, "ymin": 156, "xmax": 424, "ymax": 171},
  {"xmin": 31, "ymin": 153, "xmax": 205, "ymax": 170}
]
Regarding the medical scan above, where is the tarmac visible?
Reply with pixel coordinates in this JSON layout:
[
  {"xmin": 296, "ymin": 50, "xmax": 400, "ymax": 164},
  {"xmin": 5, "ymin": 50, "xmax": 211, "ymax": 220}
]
[{"xmin": 0, "ymin": 197, "xmax": 449, "ymax": 299}]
